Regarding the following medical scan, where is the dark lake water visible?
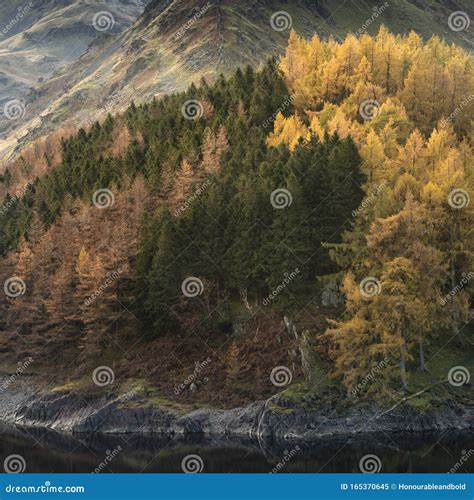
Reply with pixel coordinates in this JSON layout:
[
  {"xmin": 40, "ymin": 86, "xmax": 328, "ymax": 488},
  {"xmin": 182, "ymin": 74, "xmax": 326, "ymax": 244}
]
[{"xmin": 0, "ymin": 425, "xmax": 472, "ymax": 473}]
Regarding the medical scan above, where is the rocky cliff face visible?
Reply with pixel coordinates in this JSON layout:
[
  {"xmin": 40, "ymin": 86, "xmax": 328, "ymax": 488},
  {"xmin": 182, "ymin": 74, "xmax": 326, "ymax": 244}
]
[{"xmin": 2, "ymin": 379, "xmax": 472, "ymax": 440}]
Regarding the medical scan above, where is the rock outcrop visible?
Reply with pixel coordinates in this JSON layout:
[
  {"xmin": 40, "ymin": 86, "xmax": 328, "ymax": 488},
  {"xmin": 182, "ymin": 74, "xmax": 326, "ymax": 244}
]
[{"xmin": 1, "ymin": 380, "xmax": 472, "ymax": 441}]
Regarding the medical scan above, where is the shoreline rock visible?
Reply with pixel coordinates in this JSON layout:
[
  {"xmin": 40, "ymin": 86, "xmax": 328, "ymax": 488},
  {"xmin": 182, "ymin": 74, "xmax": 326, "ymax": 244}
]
[{"xmin": 1, "ymin": 381, "xmax": 472, "ymax": 440}]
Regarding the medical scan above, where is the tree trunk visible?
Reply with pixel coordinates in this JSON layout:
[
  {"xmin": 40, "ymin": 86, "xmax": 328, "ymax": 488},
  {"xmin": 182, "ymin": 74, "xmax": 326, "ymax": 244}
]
[
  {"xmin": 419, "ymin": 340, "xmax": 426, "ymax": 371},
  {"xmin": 400, "ymin": 346, "xmax": 408, "ymax": 393},
  {"xmin": 284, "ymin": 315, "xmax": 311, "ymax": 382},
  {"xmin": 239, "ymin": 288, "xmax": 252, "ymax": 313},
  {"xmin": 450, "ymin": 256, "xmax": 465, "ymax": 346},
  {"xmin": 254, "ymin": 292, "xmax": 259, "ymax": 307}
]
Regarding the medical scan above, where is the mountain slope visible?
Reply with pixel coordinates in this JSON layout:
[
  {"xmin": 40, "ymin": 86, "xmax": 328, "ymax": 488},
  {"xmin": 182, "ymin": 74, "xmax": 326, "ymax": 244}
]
[
  {"xmin": 0, "ymin": 0, "xmax": 472, "ymax": 162},
  {"xmin": 0, "ymin": 0, "xmax": 150, "ymax": 156}
]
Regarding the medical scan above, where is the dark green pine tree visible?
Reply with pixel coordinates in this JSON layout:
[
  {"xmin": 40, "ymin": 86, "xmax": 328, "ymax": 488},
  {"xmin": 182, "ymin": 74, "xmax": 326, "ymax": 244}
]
[{"xmin": 144, "ymin": 209, "xmax": 186, "ymax": 334}]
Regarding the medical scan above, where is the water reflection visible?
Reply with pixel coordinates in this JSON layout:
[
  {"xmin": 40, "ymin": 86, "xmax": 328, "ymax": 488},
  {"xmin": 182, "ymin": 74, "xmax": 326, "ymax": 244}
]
[{"xmin": 0, "ymin": 423, "xmax": 472, "ymax": 473}]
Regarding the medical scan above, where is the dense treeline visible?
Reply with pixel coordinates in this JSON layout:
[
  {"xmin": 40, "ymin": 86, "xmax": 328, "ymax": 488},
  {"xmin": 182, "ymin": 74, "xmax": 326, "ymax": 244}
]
[
  {"xmin": 0, "ymin": 61, "xmax": 292, "ymax": 255},
  {"xmin": 0, "ymin": 58, "xmax": 364, "ymax": 363},
  {"xmin": 270, "ymin": 28, "xmax": 473, "ymax": 397},
  {"xmin": 0, "ymin": 28, "xmax": 472, "ymax": 401},
  {"xmin": 136, "ymin": 133, "xmax": 363, "ymax": 333}
]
